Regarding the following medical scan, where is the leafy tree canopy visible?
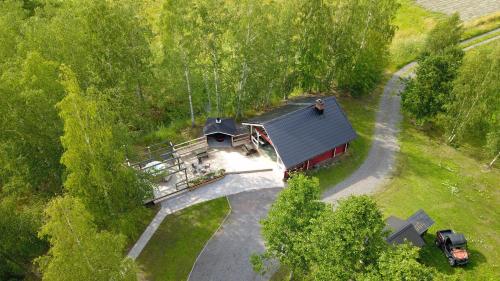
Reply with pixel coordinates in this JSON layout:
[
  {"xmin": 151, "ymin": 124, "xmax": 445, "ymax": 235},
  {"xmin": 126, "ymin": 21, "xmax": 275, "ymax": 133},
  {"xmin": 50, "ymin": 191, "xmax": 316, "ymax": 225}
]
[
  {"xmin": 261, "ymin": 174, "xmax": 325, "ymax": 277},
  {"xmin": 257, "ymin": 175, "xmax": 438, "ymax": 280},
  {"xmin": 402, "ymin": 14, "xmax": 464, "ymax": 122},
  {"xmin": 57, "ymin": 66, "xmax": 152, "ymax": 236},
  {"xmin": 36, "ymin": 196, "xmax": 137, "ymax": 281}
]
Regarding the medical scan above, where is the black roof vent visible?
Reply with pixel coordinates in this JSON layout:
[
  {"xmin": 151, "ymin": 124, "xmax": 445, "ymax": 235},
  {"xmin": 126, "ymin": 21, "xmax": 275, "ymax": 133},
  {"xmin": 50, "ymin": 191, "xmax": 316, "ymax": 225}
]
[
  {"xmin": 315, "ymin": 99, "xmax": 325, "ymax": 114},
  {"xmin": 215, "ymin": 117, "xmax": 222, "ymax": 124}
]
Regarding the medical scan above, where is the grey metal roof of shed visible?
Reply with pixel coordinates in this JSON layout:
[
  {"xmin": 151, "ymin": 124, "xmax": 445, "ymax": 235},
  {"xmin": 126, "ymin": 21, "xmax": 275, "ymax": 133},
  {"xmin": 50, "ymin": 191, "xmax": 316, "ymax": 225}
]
[
  {"xmin": 246, "ymin": 97, "xmax": 357, "ymax": 169},
  {"xmin": 447, "ymin": 233, "xmax": 467, "ymax": 245},
  {"xmin": 203, "ymin": 118, "xmax": 238, "ymax": 136},
  {"xmin": 385, "ymin": 216, "xmax": 425, "ymax": 247},
  {"xmin": 407, "ymin": 209, "xmax": 435, "ymax": 235}
]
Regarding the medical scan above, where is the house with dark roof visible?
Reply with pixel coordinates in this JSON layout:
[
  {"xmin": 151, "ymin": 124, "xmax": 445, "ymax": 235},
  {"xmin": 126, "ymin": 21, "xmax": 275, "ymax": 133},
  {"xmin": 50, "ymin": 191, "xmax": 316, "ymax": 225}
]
[{"xmin": 242, "ymin": 97, "xmax": 357, "ymax": 177}]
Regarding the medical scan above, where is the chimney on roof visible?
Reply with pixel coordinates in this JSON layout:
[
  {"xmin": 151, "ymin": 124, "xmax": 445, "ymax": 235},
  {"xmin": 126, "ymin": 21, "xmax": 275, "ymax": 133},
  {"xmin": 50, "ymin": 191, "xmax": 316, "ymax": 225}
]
[
  {"xmin": 215, "ymin": 117, "xmax": 222, "ymax": 124},
  {"xmin": 315, "ymin": 99, "xmax": 325, "ymax": 114}
]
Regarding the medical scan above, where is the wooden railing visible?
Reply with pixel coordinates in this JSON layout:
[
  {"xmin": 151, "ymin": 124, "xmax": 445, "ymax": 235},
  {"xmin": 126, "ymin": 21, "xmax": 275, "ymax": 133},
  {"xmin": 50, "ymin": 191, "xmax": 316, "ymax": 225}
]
[
  {"xmin": 173, "ymin": 137, "xmax": 208, "ymax": 157},
  {"xmin": 232, "ymin": 133, "xmax": 250, "ymax": 147}
]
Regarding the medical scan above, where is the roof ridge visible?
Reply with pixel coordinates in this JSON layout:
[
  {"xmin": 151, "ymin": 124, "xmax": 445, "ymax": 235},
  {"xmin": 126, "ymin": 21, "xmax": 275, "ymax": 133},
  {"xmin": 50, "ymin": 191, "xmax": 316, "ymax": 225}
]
[{"xmin": 264, "ymin": 96, "xmax": 337, "ymax": 125}]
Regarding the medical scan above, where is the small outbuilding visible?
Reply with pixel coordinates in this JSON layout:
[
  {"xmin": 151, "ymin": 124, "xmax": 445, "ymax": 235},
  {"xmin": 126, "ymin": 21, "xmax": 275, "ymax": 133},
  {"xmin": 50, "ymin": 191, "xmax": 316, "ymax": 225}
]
[
  {"xmin": 385, "ymin": 216, "xmax": 425, "ymax": 247},
  {"xmin": 203, "ymin": 118, "xmax": 239, "ymax": 148},
  {"xmin": 407, "ymin": 209, "xmax": 435, "ymax": 236},
  {"xmin": 385, "ymin": 209, "xmax": 435, "ymax": 248}
]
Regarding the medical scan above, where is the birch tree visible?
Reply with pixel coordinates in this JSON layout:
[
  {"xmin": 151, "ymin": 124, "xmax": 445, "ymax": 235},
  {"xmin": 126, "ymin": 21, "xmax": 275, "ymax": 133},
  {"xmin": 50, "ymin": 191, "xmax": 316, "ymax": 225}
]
[
  {"xmin": 446, "ymin": 41, "xmax": 500, "ymax": 165},
  {"xmin": 36, "ymin": 196, "xmax": 137, "ymax": 281},
  {"xmin": 57, "ymin": 66, "xmax": 151, "ymax": 236}
]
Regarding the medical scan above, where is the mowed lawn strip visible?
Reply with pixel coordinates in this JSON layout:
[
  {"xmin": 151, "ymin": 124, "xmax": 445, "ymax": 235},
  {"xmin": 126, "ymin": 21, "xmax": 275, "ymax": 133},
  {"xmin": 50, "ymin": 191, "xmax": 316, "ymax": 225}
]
[
  {"xmin": 374, "ymin": 119, "xmax": 500, "ymax": 280},
  {"xmin": 137, "ymin": 198, "xmax": 230, "ymax": 281}
]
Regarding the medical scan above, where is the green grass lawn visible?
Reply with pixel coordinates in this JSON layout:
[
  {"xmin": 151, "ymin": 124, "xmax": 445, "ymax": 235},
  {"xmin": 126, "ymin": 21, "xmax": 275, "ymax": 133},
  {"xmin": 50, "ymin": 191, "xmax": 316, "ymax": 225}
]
[
  {"xmin": 137, "ymin": 198, "xmax": 230, "ymax": 281},
  {"xmin": 374, "ymin": 118, "xmax": 500, "ymax": 280}
]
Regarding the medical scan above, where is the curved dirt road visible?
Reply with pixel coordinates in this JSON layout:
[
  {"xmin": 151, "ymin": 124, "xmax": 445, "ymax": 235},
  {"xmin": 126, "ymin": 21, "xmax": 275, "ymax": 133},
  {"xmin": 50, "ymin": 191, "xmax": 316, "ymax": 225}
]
[{"xmin": 188, "ymin": 32, "xmax": 500, "ymax": 281}]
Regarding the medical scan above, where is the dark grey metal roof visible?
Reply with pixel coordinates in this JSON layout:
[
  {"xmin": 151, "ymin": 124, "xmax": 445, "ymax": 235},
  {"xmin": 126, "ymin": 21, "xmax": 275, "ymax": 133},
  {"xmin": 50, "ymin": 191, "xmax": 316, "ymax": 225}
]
[
  {"xmin": 251, "ymin": 97, "xmax": 357, "ymax": 169},
  {"xmin": 203, "ymin": 118, "xmax": 238, "ymax": 136},
  {"xmin": 447, "ymin": 233, "xmax": 467, "ymax": 246},
  {"xmin": 244, "ymin": 104, "xmax": 305, "ymax": 125},
  {"xmin": 385, "ymin": 216, "xmax": 425, "ymax": 247},
  {"xmin": 243, "ymin": 96, "xmax": 330, "ymax": 125},
  {"xmin": 407, "ymin": 209, "xmax": 434, "ymax": 235},
  {"xmin": 385, "ymin": 216, "xmax": 407, "ymax": 231}
]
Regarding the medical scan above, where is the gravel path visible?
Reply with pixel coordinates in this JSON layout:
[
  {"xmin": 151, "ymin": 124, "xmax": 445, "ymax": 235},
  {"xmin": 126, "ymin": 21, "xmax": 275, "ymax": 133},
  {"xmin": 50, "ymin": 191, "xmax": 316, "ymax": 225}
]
[
  {"xmin": 415, "ymin": 0, "xmax": 500, "ymax": 21},
  {"xmin": 188, "ymin": 188, "xmax": 282, "ymax": 281}
]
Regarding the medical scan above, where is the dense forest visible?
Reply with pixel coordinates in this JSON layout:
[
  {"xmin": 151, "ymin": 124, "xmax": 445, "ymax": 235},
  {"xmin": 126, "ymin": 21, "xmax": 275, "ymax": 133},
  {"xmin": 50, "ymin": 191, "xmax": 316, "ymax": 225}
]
[{"xmin": 0, "ymin": 0, "xmax": 399, "ymax": 279}]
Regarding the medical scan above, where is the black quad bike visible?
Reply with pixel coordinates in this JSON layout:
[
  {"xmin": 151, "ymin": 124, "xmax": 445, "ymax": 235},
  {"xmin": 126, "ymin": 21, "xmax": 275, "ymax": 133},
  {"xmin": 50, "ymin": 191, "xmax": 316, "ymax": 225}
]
[{"xmin": 435, "ymin": 229, "xmax": 469, "ymax": 266}]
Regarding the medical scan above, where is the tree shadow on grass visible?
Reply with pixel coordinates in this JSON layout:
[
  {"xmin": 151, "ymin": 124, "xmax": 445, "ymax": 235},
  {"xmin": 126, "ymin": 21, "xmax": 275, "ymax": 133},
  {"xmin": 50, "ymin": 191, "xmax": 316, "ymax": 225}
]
[{"xmin": 419, "ymin": 233, "xmax": 487, "ymax": 275}]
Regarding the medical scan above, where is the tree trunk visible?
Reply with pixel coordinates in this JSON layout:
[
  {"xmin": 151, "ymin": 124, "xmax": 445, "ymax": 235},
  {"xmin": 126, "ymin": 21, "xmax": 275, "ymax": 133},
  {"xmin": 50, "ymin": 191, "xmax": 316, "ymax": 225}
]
[
  {"xmin": 184, "ymin": 64, "xmax": 195, "ymax": 128},
  {"xmin": 236, "ymin": 61, "xmax": 249, "ymax": 118},
  {"xmin": 211, "ymin": 49, "xmax": 221, "ymax": 117},
  {"xmin": 236, "ymin": 9, "xmax": 253, "ymax": 118},
  {"xmin": 448, "ymin": 69, "xmax": 491, "ymax": 143},
  {"xmin": 179, "ymin": 47, "xmax": 195, "ymax": 128},
  {"xmin": 488, "ymin": 151, "xmax": 499, "ymax": 168},
  {"xmin": 203, "ymin": 72, "xmax": 212, "ymax": 114},
  {"xmin": 62, "ymin": 207, "xmax": 95, "ymax": 272}
]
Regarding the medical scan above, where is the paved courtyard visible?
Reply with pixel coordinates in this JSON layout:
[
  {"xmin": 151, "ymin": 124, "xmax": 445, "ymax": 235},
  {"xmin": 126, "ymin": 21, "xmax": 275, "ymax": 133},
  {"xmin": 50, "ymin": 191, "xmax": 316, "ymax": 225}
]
[
  {"xmin": 153, "ymin": 146, "xmax": 277, "ymax": 200},
  {"xmin": 415, "ymin": 0, "xmax": 500, "ymax": 21}
]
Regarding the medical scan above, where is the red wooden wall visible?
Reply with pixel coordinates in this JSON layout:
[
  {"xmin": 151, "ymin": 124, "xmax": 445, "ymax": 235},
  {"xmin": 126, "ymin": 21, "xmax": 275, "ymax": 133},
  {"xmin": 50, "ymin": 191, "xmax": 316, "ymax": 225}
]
[
  {"xmin": 334, "ymin": 143, "xmax": 347, "ymax": 155},
  {"xmin": 283, "ymin": 143, "xmax": 349, "ymax": 179}
]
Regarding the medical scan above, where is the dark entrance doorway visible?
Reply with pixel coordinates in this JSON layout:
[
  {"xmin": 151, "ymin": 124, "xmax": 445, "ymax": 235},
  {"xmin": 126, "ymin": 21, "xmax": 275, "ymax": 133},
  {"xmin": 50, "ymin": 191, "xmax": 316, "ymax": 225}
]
[{"xmin": 206, "ymin": 133, "xmax": 232, "ymax": 147}]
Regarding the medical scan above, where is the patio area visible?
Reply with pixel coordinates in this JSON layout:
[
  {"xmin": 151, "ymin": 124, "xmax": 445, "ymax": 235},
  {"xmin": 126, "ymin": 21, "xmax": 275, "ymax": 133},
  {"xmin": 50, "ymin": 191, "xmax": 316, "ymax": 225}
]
[
  {"xmin": 152, "ymin": 145, "xmax": 280, "ymax": 200},
  {"xmin": 181, "ymin": 146, "xmax": 278, "ymax": 180}
]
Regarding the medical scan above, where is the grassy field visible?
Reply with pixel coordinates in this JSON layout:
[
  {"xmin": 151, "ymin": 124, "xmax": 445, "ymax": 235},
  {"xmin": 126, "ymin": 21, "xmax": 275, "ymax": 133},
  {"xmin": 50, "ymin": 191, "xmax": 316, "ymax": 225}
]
[
  {"xmin": 389, "ymin": 1, "xmax": 500, "ymax": 70},
  {"xmin": 374, "ymin": 118, "xmax": 500, "ymax": 280},
  {"xmin": 462, "ymin": 12, "xmax": 500, "ymax": 39},
  {"xmin": 389, "ymin": 0, "xmax": 445, "ymax": 70},
  {"xmin": 137, "ymin": 198, "xmax": 230, "ymax": 281}
]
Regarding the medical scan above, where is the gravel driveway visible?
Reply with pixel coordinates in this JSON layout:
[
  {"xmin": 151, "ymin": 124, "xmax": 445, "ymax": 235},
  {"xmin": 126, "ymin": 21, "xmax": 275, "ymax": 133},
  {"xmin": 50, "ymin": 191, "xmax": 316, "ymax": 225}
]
[
  {"xmin": 188, "ymin": 188, "xmax": 282, "ymax": 281},
  {"xmin": 322, "ymin": 62, "xmax": 409, "ymax": 203}
]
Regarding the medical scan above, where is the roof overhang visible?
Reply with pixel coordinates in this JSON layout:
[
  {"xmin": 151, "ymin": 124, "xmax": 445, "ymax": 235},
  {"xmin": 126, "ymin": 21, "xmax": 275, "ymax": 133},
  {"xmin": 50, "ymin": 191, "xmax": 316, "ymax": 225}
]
[
  {"xmin": 241, "ymin": 122, "xmax": 265, "ymax": 127},
  {"xmin": 204, "ymin": 131, "xmax": 236, "ymax": 136}
]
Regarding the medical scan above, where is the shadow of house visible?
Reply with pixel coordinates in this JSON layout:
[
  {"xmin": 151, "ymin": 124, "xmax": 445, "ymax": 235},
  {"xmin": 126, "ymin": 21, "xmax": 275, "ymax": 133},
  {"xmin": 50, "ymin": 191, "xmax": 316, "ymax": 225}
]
[{"xmin": 385, "ymin": 209, "xmax": 434, "ymax": 247}]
